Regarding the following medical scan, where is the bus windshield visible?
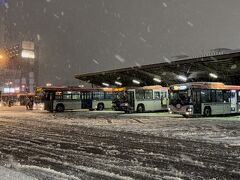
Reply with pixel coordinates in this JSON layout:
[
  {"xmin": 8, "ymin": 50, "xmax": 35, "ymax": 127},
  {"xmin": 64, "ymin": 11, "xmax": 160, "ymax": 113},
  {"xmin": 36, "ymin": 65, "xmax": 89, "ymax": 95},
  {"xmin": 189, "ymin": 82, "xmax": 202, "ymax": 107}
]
[
  {"xmin": 113, "ymin": 91, "xmax": 127, "ymax": 103},
  {"xmin": 170, "ymin": 90, "xmax": 191, "ymax": 106}
]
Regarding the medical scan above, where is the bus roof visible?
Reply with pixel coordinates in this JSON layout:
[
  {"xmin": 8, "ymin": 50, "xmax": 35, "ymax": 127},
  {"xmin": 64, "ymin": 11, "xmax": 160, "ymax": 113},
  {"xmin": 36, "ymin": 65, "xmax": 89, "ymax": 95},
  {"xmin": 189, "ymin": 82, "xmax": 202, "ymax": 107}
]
[
  {"xmin": 170, "ymin": 82, "xmax": 240, "ymax": 90},
  {"xmin": 36, "ymin": 86, "xmax": 115, "ymax": 93},
  {"xmin": 126, "ymin": 85, "xmax": 168, "ymax": 91}
]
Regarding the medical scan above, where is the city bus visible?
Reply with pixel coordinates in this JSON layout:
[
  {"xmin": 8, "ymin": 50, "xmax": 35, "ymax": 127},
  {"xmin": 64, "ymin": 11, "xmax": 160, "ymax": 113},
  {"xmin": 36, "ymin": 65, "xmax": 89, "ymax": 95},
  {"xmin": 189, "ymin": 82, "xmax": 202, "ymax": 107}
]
[
  {"xmin": 91, "ymin": 88, "xmax": 113, "ymax": 111},
  {"xmin": 37, "ymin": 87, "xmax": 115, "ymax": 112},
  {"xmin": 111, "ymin": 87, "xmax": 126, "ymax": 111},
  {"xmin": 169, "ymin": 82, "xmax": 240, "ymax": 117},
  {"xmin": 120, "ymin": 86, "xmax": 169, "ymax": 113}
]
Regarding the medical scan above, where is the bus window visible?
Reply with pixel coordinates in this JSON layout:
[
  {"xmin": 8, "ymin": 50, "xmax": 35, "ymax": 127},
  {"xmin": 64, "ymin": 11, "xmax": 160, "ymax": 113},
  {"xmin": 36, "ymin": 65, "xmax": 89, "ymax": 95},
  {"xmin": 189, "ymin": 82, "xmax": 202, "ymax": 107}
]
[
  {"xmin": 210, "ymin": 90, "xmax": 216, "ymax": 102},
  {"xmin": 216, "ymin": 90, "xmax": 223, "ymax": 102},
  {"xmin": 136, "ymin": 90, "xmax": 144, "ymax": 100},
  {"xmin": 55, "ymin": 95, "xmax": 62, "ymax": 100},
  {"xmin": 72, "ymin": 93, "xmax": 81, "ymax": 100},
  {"xmin": 223, "ymin": 90, "xmax": 231, "ymax": 103},
  {"xmin": 104, "ymin": 92, "xmax": 112, "ymax": 100},
  {"xmin": 162, "ymin": 92, "xmax": 167, "ymax": 98},
  {"xmin": 238, "ymin": 91, "xmax": 240, "ymax": 102},
  {"xmin": 145, "ymin": 90, "xmax": 153, "ymax": 99},
  {"xmin": 201, "ymin": 90, "xmax": 211, "ymax": 103},
  {"xmin": 154, "ymin": 92, "xmax": 161, "ymax": 99},
  {"xmin": 63, "ymin": 92, "xmax": 72, "ymax": 100},
  {"xmin": 84, "ymin": 92, "xmax": 92, "ymax": 100},
  {"xmin": 93, "ymin": 92, "xmax": 100, "ymax": 100}
]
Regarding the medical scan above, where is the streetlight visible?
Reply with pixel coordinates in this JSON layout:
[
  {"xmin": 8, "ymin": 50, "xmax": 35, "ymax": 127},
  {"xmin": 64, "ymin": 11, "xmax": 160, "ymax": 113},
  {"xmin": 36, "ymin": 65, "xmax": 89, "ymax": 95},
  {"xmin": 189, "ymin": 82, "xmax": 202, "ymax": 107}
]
[
  {"xmin": 209, "ymin": 73, "xmax": 218, "ymax": 79},
  {"xmin": 102, "ymin": 82, "xmax": 110, "ymax": 87},
  {"xmin": 0, "ymin": 54, "xmax": 3, "ymax": 59},
  {"xmin": 132, "ymin": 79, "xmax": 141, "ymax": 85},
  {"xmin": 177, "ymin": 75, "xmax": 187, "ymax": 82},
  {"xmin": 153, "ymin": 78, "xmax": 161, "ymax": 83},
  {"xmin": 115, "ymin": 81, "xmax": 122, "ymax": 86}
]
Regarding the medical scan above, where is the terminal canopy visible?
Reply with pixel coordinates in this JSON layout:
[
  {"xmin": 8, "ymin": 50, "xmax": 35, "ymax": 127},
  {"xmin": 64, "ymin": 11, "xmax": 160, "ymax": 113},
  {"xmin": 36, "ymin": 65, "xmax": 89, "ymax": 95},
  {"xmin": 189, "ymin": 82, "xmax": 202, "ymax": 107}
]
[{"xmin": 75, "ymin": 50, "xmax": 240, "ymax": 87}]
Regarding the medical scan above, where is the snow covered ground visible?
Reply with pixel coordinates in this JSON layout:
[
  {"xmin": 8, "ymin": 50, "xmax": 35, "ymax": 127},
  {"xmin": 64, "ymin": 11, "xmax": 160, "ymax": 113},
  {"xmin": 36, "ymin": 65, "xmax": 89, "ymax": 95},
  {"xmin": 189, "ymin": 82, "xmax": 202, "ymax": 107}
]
[
  {"xmin": 0, "ymin": 106, "xmax": 239, "ymax": 179},
  {"xmin": 0, "ymin": 166, "xmax": 36, "ymax": 180}
]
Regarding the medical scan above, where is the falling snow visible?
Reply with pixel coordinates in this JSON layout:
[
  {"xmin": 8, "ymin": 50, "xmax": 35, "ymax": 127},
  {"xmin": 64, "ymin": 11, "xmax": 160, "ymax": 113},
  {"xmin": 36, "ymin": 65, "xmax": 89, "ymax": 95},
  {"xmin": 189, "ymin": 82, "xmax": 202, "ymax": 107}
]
[
  {"xmin": 115, "ymin": 54, "xmax": 126, "ymax": 63},
  {"xmin": 187, "ymin": 21, "xmax": 194, "ymax": 27},
  {"xmin": 37, "ymin": 34, "xmax": 41, "ymax": 41},
  {"xmin": 163, "ymin": 56, "xmax": 172, "ymax": 63},
  {"xmin": 162, "ymin": 2, "xmax": 168, "ymax": 8},
  {"xmin": 140, "ymin": 37, "xmax": 147, "ymax": 43},
  {"xmin": 4, "ymin": 2, "xmax": 9, "ymax": 9},
  {"xmin": 92, "ymin": 59, "xmax": 100, "ymax": 65}
]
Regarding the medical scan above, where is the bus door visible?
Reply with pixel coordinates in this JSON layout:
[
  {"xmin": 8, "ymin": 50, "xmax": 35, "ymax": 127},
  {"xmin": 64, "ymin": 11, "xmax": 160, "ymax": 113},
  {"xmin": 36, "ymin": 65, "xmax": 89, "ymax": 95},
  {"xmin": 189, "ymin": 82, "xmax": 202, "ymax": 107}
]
[
  {"xmin": 127, "ymin": 90, "xmax": 135, "ymax": 110},
  {"xmin": 231, "ymin": 90, "xmax": 237, "ymax": 113},
  {"xmin": 161, "ymin": 91, "xmax": 168, "ymax": 108},
  {"xmin": 81, "ymin": 92, "xmax": 93, "ymax": 109},
  {"xmin": 192, "ymin": 90, "xmax": 201, "ymax": 114},
  {"xmin": 44, "ymin": 92, "xmax": 55, "ymax": 112}
]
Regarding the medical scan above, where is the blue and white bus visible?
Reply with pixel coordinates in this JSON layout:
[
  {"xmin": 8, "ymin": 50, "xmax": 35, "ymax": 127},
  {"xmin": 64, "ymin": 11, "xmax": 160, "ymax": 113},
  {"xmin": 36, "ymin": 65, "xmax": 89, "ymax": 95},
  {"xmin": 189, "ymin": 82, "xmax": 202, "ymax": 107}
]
[{"xmin": 37, "ymin": 87, "xmax": 114, "ymax": 112}]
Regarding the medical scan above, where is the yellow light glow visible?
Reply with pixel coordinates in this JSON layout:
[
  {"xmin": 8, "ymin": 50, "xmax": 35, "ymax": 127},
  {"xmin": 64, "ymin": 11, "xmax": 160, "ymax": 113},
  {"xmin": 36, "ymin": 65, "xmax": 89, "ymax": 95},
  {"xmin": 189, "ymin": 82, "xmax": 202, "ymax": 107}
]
[
  {"xmin": 173, "ymin": 86, "xmax": 179, "ymax": 91},
  {"xmin": 0, "ymin": 52, "xmax": 8, "ymax": 67},
  {"xmin": 113, "ymin": 87, "xmax": 125, "ymax": 92}
]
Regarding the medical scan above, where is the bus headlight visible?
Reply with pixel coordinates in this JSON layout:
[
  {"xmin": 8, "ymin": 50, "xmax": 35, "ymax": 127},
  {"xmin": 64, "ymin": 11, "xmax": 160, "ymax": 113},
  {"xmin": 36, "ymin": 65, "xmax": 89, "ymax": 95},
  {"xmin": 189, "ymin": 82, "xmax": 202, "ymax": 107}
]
[
  {"xmin": 186, "ymin": 107, "xmax": 193, "ymax": 112},
  {"xmin": 121, "ymin": 103, "xmax": 128, "ymax": 106}
]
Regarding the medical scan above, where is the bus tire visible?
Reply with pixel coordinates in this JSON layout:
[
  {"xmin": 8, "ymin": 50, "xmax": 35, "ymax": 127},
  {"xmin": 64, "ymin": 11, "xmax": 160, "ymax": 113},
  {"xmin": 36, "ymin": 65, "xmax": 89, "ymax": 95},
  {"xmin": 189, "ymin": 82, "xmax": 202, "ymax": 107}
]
[
  {"xmin": 56, "ymin": 104, "xmax": 65, "ymax": 112},
  {"xmin": 137, "ymin": 104, "xmax": 145, "ymax": 113},
  {"xmin": 97, "ymin": 103, "xmax": 104, "ymax": 111},
  {"xmin": 204, "ymin": 107, "xmax": 211, "ymax": 117}
]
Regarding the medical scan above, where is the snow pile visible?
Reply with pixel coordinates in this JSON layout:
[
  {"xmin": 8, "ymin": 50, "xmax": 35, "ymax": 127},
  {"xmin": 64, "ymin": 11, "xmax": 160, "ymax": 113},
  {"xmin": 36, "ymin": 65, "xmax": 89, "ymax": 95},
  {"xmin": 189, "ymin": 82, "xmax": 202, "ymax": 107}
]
[{"xmin": 0, "ymin": 166, "xmax": 36, "ymax": 180}]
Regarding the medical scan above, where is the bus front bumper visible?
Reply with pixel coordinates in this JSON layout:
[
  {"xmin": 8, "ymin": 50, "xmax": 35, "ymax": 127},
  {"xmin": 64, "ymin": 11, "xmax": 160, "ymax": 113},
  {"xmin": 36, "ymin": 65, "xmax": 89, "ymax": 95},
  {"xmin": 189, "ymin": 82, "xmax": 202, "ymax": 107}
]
[
  {"xmin": 112, "ymin": 103, "xmax": 122, "ymax": 111},
  {"xmin": 169, "ymin": 105, "xmax": 193, "ymax": 116},
  {"xmin": 120, "ymin": 103, "xmax": 134, "ymax": 113}
]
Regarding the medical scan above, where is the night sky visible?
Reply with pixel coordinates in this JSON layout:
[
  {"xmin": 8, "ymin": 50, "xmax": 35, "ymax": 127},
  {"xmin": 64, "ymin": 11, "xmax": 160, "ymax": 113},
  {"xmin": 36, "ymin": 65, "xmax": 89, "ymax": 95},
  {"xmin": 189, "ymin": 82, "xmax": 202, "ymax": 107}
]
[{"xmin": 2, "ymin": 0, "xmax": 240, "ymax": 85}]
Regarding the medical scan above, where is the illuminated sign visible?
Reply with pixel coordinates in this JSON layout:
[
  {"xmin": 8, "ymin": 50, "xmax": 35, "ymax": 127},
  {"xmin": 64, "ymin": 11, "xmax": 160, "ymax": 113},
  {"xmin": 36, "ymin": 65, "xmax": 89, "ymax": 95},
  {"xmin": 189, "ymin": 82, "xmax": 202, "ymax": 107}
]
[
  {"xmin": 22, "ymin": 41, "xmax": 35, "ymax": 50},
  {"xmin": 114, "ymin": 87, "xmax": 125, "ymax": 92},
  {"xmin": 21, "ymin": 50, "xmax": 35, "ymax": 59},
  {"xmin": 3, "ymin": 88, "xmax": 15, "ymax": 93},
  {"xmin": 55, "ymin": 91, "xmax": 62, "ymax": 96},
  {"xmin": 173, "ymin": 85, "xmax": 187, "ymax": 91}
]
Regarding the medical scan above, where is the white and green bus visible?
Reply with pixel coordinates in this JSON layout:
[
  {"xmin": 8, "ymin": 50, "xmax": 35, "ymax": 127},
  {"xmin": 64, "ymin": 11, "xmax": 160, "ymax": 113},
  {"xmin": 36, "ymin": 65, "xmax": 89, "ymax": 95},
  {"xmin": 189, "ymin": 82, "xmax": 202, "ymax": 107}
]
[
  {"xmin": 91, "ymin": 88, "xmax": 113, "ymax": 111},
  {"xmin": 120, "ymin": 86, "xmax": 169, "ymax": 113},
  {"xmin": 169, "ymin": 82, "xmax": 240, "ymax": 117}
]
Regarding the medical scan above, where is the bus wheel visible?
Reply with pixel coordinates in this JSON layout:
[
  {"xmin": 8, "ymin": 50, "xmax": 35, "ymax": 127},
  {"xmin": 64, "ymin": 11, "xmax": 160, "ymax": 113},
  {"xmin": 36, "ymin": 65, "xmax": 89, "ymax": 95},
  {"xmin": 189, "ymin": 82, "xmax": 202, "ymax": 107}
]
[
  {"xmin": 204, "ymin": 107, "xmax": 211, "ymax": 117},
  {"xmin": 97, "ymin": 103, "xmax": 104, "ymax": 111},
  {"xmin": 56, "ymin": 104, "xmax": 65, "ymax": 112},
  {"xmin": 137, "ymin": 104, "xmax": 145, "ymax": 113}
]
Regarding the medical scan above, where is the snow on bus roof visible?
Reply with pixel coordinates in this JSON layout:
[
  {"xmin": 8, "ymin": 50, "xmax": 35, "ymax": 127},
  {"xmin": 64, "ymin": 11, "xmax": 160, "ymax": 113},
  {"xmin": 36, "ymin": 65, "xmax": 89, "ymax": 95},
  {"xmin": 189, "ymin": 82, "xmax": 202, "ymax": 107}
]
[
  {"xmin": 37, "ymin": 86, "xmax": 115, "ymax": 92},
  {"xmin": 171, "ymin": 82, "xmax": 240, "ymax": 90},
  {"xmin": 124, "ymin": 85, "xmax": 168, "ymax": 90}
]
